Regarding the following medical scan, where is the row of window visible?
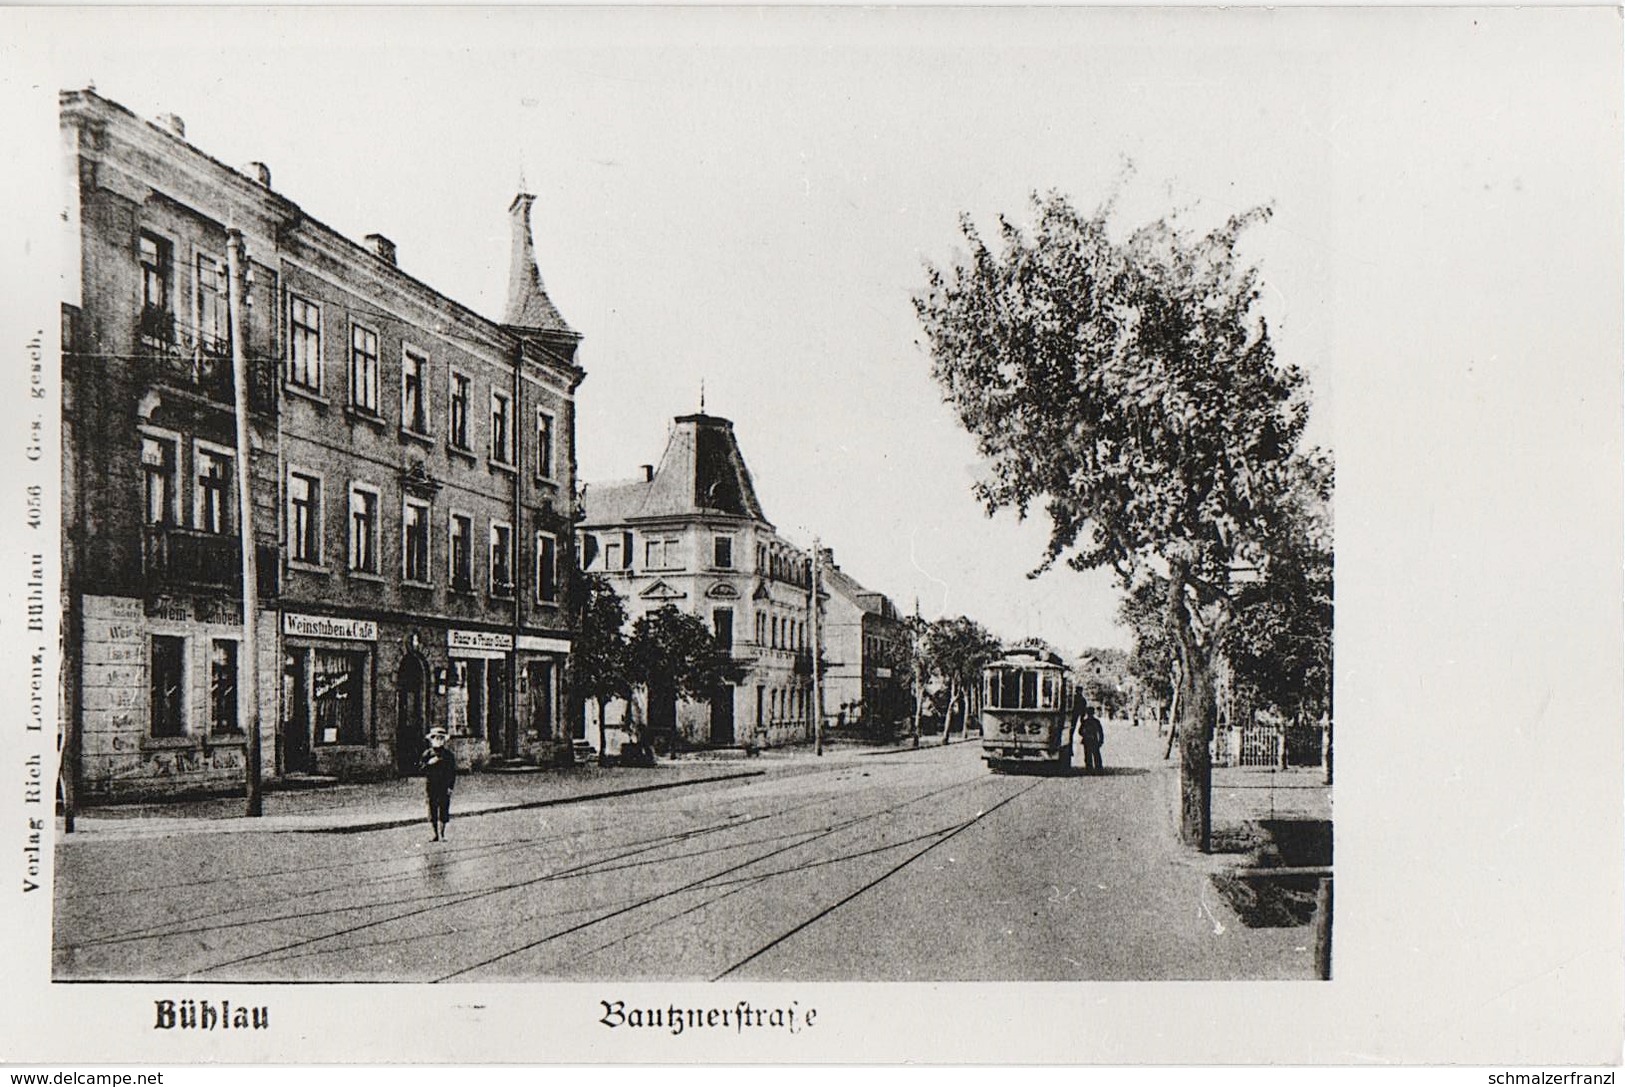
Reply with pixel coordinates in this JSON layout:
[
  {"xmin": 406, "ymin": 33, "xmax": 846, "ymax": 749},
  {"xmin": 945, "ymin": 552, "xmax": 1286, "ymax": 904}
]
[
  {"xmin": 143, "ymin": 433, "xmax": 236, "ymax": 534},
  {"xmin": 588, "ymin": 532, "xmax": 735, "ymax": 574},
  {"xmin": 754, "ymin": 611, "xmax": 807, "ymax": 652},
  {"xmin": 138, "ymin": 233, "xmax": 230, "ymax": 354},
  {"xmin": 287, "ymin": 469, "xmax": 561, "ymax": 602},
  {"xmin": 290, "ymin": 290, "xmax": 558, "ymax": 478},
  {"xmin": 140, "ymin": 429, "xmax": 561, "ymax": 603},
  {"xmin": 137, "ymin": 229, "xmax": 560, "ymax": 480}
]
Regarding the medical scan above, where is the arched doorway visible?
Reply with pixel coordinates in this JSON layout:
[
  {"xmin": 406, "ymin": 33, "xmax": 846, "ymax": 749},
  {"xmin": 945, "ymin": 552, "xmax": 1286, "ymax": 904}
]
[{"xmin": 396, "ymin": 652, "xmax": 430, "ymax": 775}]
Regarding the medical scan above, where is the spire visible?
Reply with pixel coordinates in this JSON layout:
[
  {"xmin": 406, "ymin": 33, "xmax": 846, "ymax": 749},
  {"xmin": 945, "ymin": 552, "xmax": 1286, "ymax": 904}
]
[{"xmin": 503, "ymin": 190, "xmax": 573, "ymax": 336}]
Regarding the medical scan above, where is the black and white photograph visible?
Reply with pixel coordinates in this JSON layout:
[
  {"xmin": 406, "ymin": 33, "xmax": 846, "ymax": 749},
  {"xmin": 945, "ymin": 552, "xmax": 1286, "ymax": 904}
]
[{"xmin": 0, "ymin": 3, "xmax": 1620, "ymax": 1068}]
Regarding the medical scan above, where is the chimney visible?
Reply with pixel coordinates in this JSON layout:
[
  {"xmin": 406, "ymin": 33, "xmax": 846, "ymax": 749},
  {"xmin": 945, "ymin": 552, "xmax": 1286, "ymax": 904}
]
[
  {"xmin": 819, "ymin": 547, "xmax": 836, "ymax": 569},
  {"xmin": 365, "ymin": 233, "xmax": 397, "ymax": 266},
  {"xmin": 641, "ymin": 465, "xmax": 654, "ymax": 483},
  {"xmin": 244, "ymin": 162, "xmax": 272, "ymax": 188},
  {"xmin": 155, "ymin": 113, "xmax": 185, "ymax": 139}
]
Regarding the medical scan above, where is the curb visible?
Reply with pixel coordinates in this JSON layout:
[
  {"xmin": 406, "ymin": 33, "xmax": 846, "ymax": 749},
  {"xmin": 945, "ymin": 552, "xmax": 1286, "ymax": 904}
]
[
  {"xmin": 304, "ymin": 768, "xmax": 768, "ymax": 835},
  {"xmin": 63, "ymin": 769, "xmax": 768, "ymax": 840}
]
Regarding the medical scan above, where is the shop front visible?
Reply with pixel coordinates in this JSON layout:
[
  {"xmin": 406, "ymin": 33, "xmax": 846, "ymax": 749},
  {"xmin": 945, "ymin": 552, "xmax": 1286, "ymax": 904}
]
[{"xmin": 280, "ymin": 611, "xmax": 382, "ymax": 779}]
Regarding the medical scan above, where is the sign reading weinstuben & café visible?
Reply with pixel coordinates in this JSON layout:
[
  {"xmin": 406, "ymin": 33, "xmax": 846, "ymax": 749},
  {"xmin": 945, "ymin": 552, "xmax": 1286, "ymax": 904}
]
[{"xmin": 283, "ymin": 613, "xmax": 379, "ymax": 642}]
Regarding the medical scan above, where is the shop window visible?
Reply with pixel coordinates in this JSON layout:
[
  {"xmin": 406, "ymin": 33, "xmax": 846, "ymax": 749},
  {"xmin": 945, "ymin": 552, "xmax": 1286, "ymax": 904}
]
[
  {"xmin": 447, "ymin": 659, "xmax": 488, "ymax": 739},
  {"xmin": 210, "ymin": 639, "xmax": 240, "ymax": 735},
  {"xmin": 312, "ymin": 648, "xmax": 366, "ymax": 745},
  {"xmin": 150, "ymin": 635, "xmax": 184, "ymax": 738}
]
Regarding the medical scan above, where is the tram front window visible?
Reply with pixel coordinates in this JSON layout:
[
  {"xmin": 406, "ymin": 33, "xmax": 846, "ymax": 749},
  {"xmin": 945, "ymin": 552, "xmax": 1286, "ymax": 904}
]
[
  {"xmin": 1020, "ymin": 670, "xmax": 1038, "ymax": 708},
  {"xmin": 1001, "ymin": 669, "xmax": 1021, "ymax": 708}
]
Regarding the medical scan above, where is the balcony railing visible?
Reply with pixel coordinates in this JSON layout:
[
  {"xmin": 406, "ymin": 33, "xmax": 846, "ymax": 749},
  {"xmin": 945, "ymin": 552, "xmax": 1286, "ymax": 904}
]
[
  {"xmin": 141, "ymin": 525, "xmax": 278, "ymax": 597},
  {"xmin": 134, "ymin": 314, "xmax": 274, "ymax": 412}
]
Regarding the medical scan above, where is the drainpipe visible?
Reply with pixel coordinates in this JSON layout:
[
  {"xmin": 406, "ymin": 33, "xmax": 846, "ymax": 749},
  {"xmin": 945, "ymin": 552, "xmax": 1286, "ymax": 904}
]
[
  {"xmin": 226, "ymin": 230, "xmax": 262, "ymax": 816},
  {"xmin": 511, "ymin": 343, "xmax": 523, "ymax": 763}
]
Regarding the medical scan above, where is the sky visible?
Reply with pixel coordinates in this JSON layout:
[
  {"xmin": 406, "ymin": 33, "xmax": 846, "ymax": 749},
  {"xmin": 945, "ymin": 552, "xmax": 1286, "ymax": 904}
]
[{"xmin": 4, "ymin": 7, "xmax": 1611, "ymax": 660}]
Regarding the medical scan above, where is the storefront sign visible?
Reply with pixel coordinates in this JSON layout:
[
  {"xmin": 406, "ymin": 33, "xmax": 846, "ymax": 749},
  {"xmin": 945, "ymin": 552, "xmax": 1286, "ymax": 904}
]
[
  {"xmin": 516, "ymin": 634, "xmax": 572, "ymax": 654},
  {"xmin": 284, "ymin": 613, "xmax": 378, "ymax": 642},
  {"xmin": 448, "ymin": 629, "xmax": 514, "ymax": 653}
]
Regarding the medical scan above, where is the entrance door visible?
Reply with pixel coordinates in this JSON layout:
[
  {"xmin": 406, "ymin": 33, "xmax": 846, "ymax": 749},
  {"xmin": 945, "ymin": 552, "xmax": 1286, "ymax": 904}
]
[
  {"xmin": 710, "ymin": 688, "xmax": 735, "ymax": 746},
  {"xmin": 526, "ymin": 660, "xmax": 554, "ymax": 741},
  {"xmin": 648, "ymin": 682, "xmax": 677, "ymax": 754},
  {"xmin": 487, "ymin": 658, "xmax": 510, "ymax": 758},
  {"xmin": 397, "ymin": 654, "xmax": 427, "ymax": 775},
  {"xmin": 282, "ymin": 651, "xmax": 311, "ymax": 774}
]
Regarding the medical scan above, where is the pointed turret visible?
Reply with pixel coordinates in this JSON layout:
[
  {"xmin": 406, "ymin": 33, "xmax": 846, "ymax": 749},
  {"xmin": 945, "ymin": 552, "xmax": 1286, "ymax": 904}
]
[{"xmin": 503, "ymin": 191, "xmax": 574, "ymax": 337}]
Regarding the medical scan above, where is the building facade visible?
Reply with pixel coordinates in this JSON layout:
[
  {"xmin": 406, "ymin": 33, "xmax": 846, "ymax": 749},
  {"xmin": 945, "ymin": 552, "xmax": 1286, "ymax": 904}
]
[
  {"xmin": 817, "ymin": 549, "xmax": 912, "ymax": 737},
  {"xmin": 578, "ymin": 413, "xmax": 816, "ymax": 752},
  {"xmin": 61, "ymin": 89, "xmax": 583, "ymax": 801}
]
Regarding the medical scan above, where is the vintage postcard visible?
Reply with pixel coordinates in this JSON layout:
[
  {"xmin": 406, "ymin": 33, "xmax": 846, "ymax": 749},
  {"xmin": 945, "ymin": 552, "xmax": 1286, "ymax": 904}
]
[{"xmin": 0, "ymin": 4, "xmax": 1619, "ymax": 1069}]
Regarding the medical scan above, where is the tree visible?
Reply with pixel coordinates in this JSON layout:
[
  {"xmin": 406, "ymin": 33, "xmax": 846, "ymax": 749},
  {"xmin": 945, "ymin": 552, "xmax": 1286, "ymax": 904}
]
[
  {"xmin": 566, "ymin": 572, "xmax": 630, "ymax": 766},
  {"xmin": 625, "ymin": 605, "xmax": 748, "ymax": 758},
  {"xmin": 1224, "ymin": 452, "xmax": 1334, "ymax": 732},
  {"xmin": 921, "ymin": 616, "xmax": 1002, "ymax": 742},
  {"xmin": 914, "ymin": 190, "xmax": 1326, "ymax": 850}
]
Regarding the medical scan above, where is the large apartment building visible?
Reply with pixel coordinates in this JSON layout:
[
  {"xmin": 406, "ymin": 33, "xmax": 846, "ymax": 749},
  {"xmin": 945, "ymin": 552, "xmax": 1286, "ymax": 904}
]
[
  {"xmin": 60, "ymin": 88, "xmax": 584, "ymax": 801},
  {"xmin": 577, "ymin": 413, "xmax": 817, "ymax": 752}
]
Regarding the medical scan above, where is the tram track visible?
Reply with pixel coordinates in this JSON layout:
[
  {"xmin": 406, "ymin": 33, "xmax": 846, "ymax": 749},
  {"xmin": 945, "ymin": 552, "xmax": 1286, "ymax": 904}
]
[{"xmin": 71, "ymin": 764, "xmax": 1006, "ymax": 980}]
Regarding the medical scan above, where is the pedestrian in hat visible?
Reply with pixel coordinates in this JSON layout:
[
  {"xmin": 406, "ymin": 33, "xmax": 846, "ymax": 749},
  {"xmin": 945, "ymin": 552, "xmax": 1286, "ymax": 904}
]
[{"xmin": 419, "ymin": 726, "xmax": 457, "ymax": 841}]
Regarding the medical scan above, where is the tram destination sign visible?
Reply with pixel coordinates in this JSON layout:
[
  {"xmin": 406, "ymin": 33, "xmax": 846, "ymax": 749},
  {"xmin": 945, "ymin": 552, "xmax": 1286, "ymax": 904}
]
[{"xmin": 284, "ymin": 613, "xmax": 379, "ymax": 641}]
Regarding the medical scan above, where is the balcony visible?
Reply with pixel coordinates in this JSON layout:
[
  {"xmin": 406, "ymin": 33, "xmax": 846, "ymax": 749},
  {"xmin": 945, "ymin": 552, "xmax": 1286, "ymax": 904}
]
[
  {"xmin": 142, "ymin": 525, "xmax": 278, "ymax": 597},
  {"xmin": 135, "ymin": 314, "xmax": 273, "ymax": 413}
]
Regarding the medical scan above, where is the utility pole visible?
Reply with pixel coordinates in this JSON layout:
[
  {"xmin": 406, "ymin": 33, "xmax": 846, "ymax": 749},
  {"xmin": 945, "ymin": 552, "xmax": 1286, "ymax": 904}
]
[
  {"xmin": 226, "ymin": 230, "xmax": 262, "ymax": 817},
  {"xmin": 810, "ymin": 540, "xmax": 823, "ymax": 756}
]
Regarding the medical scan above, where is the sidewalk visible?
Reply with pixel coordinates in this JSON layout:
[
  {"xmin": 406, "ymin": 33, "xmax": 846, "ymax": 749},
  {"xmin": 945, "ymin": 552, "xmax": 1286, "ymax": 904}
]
[
  {"xmin": 57, "ymin": 736, "xmax": 951, "ymax": 842},
  {"xmin": 58, "ymin": 760, "xmax": 769, "ymax": 841}
]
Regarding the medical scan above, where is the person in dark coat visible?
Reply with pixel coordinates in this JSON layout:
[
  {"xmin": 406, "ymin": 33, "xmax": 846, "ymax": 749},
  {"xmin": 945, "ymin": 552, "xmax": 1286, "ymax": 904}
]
[
  {"xmin": 419, "ymin": 726, "xmax": 457, "ymax": 841},
  {"xmin": 1078, "ymin": 704, "xmax": 1106, "ymax": 774}
]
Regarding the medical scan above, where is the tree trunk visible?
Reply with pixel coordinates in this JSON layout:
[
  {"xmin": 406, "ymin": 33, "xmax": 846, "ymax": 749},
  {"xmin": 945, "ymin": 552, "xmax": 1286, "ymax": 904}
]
[
  {"xmin": 596, "ymin": 698, "xmax": 609, "ymax": 766},
  {"xmin": 1167, "ymin": 562, "xmax": 1214, "ymax": 853}
]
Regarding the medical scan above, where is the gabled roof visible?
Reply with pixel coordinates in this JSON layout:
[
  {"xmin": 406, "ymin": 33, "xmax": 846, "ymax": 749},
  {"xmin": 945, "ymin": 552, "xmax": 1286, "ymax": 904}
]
[
  {"xmin": 821, "ymin": 556, "xmax": 901, "ymax": 620},
  {"xmin": 580, "ymin": 413, "xmax": 769, "ymax": 527}
]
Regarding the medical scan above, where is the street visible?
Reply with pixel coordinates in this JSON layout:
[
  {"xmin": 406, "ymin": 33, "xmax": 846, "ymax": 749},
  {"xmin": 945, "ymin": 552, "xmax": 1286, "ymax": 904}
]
[{"xmin": 54, "ymin": 726, "xmax": 1311, "ymax": 982}]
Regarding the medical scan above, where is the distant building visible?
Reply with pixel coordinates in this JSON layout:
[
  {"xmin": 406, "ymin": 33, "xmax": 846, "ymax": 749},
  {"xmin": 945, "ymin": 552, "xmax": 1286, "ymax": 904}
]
[
  {"xmin": 817, "ymin": 549, "xmax": 911, "ymax": 736},
  {"xmin": 578, "ymin": 413, "xmax": 816, "ymax": 751},
  {"xmin": 60, "ymin": 88, "xmax": 583, "ymax": 801}
]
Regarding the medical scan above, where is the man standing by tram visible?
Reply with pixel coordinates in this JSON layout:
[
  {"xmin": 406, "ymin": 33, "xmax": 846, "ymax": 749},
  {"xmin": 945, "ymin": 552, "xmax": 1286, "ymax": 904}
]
[{"xmin": 1077, "ymin": 700, "xmax": 1106, "ymax": 774}]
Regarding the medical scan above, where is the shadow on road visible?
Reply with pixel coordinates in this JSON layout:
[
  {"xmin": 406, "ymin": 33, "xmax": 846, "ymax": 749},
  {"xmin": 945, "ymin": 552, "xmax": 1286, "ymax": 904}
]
[{"xmin": 986, "ymin": 763, "xmax": 1150, "ymax": 779}]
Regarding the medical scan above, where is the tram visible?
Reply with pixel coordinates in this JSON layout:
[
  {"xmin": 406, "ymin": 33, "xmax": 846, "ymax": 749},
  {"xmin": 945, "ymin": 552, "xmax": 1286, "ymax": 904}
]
[{"xmin": 980, "ymin": 647, "xmax": 1074, "ymax": 772}]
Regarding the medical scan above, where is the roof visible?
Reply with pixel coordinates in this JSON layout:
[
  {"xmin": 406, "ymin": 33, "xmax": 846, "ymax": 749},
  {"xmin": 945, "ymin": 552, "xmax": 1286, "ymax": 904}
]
[
  {"xmin": 580, "ymin": 414, "xmax": 769, "ymax": 527},
  {"xmin": 503, "ymin": 193, "xmax": 576, "ymax": 338}
]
